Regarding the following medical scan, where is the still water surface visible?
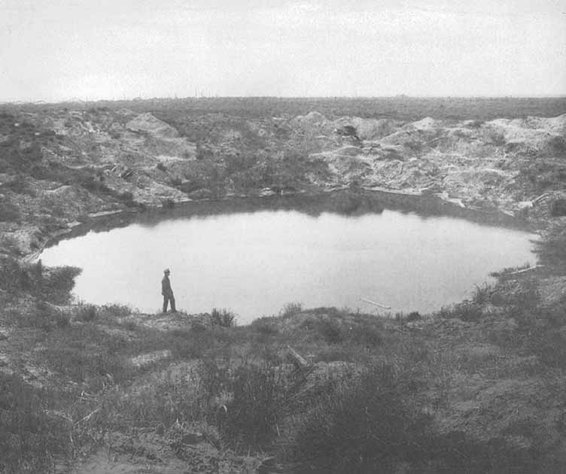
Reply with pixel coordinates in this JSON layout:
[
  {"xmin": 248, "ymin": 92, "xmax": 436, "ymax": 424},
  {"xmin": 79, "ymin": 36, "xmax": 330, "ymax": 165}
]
[{"xmin": 40, "ymin": 207, "xmax": 537, "ymax": 324}]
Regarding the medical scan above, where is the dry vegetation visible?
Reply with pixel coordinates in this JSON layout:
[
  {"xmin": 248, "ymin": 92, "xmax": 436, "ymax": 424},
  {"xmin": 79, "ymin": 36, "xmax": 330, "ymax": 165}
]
[
  {"xmin": 0, "ymin": 97, "xmax": 565, "ymax": 473},
  {"xmin": 1, "ymin": 240, "xmax": 566, "ymax": 473}
]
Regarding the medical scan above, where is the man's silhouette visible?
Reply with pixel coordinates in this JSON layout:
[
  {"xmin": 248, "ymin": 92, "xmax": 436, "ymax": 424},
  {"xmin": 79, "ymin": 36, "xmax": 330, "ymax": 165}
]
[{"xmin": 161, "ymin": 268, "xmax": 176, "ymax": 313}]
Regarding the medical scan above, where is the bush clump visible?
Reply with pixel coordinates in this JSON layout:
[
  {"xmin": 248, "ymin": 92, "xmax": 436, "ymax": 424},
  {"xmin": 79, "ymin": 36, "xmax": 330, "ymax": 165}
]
[
  {"xmin": 223, "ymin": 363, "xmax": 285, "ymax": 450},
  {"xmin": 73, "ymin": 304, "xmax": 98, "ymax": 322},
  {"xmin": 210, "ymin": 308, "xmax": 237, "ymax": 328},
  {"xmin": 0, "ymin": 258, "xmax": 80, "ymax": 304},
  {"xmin": 288, "ymin": 364, "xmax": 432, "ymax": 472}
]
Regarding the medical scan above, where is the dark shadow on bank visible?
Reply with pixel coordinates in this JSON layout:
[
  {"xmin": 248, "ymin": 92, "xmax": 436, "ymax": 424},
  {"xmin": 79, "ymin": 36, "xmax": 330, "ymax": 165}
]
[{"xmin": 44, "ymin": 189, "xmax": 533, "ymax": 249}]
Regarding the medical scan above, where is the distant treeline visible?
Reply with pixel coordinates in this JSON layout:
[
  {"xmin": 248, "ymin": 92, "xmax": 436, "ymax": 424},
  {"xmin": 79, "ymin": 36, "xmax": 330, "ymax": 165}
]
[{"xmin": 2, "ymin": 96, "xmax": 566, "ymax": 121}]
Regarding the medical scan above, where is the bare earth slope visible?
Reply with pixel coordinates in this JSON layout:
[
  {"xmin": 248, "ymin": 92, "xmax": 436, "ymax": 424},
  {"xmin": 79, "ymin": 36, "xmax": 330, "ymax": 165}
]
[{"xmin": 1, "ymin": 106, "xmax": 565, "ymax": 255}]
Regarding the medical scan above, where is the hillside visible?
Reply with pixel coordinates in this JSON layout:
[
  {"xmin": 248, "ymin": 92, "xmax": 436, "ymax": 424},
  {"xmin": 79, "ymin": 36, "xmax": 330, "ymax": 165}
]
[
  {"xmin": 1, "ymin": 102, "xmax": 565, "ymax": 256},
  {"xmin": 0, "ymin": 99, "xmax": 565, "ymax": 473}
]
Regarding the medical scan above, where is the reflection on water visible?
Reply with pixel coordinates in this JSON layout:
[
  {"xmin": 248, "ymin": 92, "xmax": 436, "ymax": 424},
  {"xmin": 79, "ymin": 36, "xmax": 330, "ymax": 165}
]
[{"xmin": 39, "ymin": 200, "xmax": 537, "ymax": 324}]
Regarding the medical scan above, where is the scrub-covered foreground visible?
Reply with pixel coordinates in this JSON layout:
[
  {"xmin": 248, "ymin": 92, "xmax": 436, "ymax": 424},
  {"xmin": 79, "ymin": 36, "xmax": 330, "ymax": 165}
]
[{"xmin": 0, "ymin": 98, "xmax": 565, "ymax": 473}]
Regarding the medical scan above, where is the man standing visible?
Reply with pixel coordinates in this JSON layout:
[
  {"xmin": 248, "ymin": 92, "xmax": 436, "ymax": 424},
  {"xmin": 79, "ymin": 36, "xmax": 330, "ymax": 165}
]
[{"xmin": 161, "ymin": 268, "xmax": 176, "ymax": 313}]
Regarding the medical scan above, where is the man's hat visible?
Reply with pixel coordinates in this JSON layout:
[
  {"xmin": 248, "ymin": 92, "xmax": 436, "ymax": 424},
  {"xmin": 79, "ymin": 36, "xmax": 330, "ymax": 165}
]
[{"xmin": 164, "ymin": 268, "xmax": 170, "ymax": 274}]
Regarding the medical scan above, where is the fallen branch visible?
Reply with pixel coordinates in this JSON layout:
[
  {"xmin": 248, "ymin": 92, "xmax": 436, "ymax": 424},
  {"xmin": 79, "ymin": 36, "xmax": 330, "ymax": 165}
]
[
  {"xmin": 360, "ymin": 297, "xmax": 391, "ymax": 310},
  {"xmin": 507, "ymin": 265, "xmax": 544, "ymax": 275},
  {"xmin": 532, "ymin": 193, "xmax": 550, "ymax": 205},
  {"xmin": 287, "ymin": 345, "xmax": 309, "ymax": 370}
]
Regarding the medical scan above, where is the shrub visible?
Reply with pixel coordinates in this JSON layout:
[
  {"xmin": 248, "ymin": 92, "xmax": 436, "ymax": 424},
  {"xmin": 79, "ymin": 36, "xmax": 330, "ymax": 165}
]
[
  {"xmin": 0, "ymin": 258, "xmax": 82, "ymax": 305},
  {"xmin": 406, "ymin": 311, "xmax": 421, "ymax": 322},
  {"xmin": 472, "ymin": 283, "xmax": 493, "ymax": 305},
  {"xmin": 39, "ymin": 265, "xmax": 82, "ymax": 305},
  {"xmin": 279, "ymin": 302, "xmax": 303, "ymax": 318},
  {"xmin": 288, "ymin": 363, "xmax": 432, "ymax": 472},
  {"xmin": 74, "ymin": 304, "xmax": 97, "ymax": 322},
  {"xmin": 100, "ymin": 304, "xmax": 133, "ymax": 318},
  {"xmin": 223, "ymin": 363, "xmax": 285, "ymax": 450},
  {"xmin": 210, "ymin": 308, "xmax": 237, "ymax": 328},
  {"xmin": 317, "ymin": 318, "xmax": 344, "ymax": 344},
  {"xmin": 161, "ymin": 198, "xmax": 175, "ymax": 209},
  {"xmin": 438, "ymin": 302, "xmax": 482, "ymax": 322},
  {"xmin": 252, "ymin": 317, "xmax": 280, "ymax": 335}
]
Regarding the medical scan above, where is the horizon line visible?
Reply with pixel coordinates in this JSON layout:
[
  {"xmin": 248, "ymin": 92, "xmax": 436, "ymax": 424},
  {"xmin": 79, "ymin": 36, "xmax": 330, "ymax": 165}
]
[{"xmin": 1, "ymin": 94, "xmax": 566, "ymax": 107}]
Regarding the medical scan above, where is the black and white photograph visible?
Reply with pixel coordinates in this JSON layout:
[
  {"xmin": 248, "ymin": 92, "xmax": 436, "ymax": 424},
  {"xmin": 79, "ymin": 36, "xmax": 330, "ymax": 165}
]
[{"xmin": 0, "ymin": 0, "xmax": 565, "ymax": 472}]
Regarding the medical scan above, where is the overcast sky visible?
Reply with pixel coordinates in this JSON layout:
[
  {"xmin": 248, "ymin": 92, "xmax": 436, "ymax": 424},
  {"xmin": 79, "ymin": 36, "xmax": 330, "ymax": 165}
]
[{"xmin": 1, "ymin": 0, "xmax": 565, "ymax": 102}]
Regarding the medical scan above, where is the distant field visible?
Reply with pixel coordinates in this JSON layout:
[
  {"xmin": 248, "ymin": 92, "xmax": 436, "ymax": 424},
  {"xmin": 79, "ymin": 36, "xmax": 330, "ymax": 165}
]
[{"xmin": 3, "ymin": 96, "xmax": 566, "ymax": 121}]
